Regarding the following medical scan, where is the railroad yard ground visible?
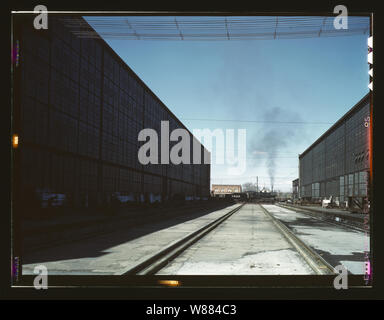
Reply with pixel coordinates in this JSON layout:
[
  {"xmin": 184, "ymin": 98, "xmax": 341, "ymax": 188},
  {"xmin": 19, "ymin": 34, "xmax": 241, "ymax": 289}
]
[
  {"xmin": 22, "ymin": 204, "xmax": 241, "ymax": 275},
  {"xmin": 263, "ymin": 204, "xmax": 369, "ymax": 274},
  {"xmin": 157, "ymin": 204, "xmax": 314, "ymax": 275},
  {"xmin": 22, "ymin": 203, "xmax": 369, "ymax": 276}
]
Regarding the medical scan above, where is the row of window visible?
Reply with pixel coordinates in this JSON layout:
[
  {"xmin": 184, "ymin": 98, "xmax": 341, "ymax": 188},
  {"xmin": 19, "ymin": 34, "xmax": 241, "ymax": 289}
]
[
  {"xmin": 300, "ymin": 100, "xmax": 370, "ymax": 187},
  {"xmin": 302, "ymin": 170, "xmax": 368, "ymax": 199}
]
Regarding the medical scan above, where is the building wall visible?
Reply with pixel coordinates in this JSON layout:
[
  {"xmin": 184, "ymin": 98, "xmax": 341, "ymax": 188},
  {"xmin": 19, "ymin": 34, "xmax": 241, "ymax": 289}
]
[
  {"xmin": 299, "ymin": 95, "xmax": 370, "ymax": 205},
  {"xmin": 15, "ymin": 16, "xmax": 210, "ymax": 208}
]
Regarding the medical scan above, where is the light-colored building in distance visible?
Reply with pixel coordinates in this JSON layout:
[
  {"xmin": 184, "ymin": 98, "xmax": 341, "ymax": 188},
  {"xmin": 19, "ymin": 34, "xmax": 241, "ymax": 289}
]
[{"xmin": 211, "ymin": 184, "xmax": 242, "ymax": 197}]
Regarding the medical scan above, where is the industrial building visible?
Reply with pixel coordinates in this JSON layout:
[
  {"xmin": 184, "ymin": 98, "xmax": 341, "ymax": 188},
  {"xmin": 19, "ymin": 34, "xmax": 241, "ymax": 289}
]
[
  {"xmin": 211, "ymin": 184, "xmax": 242, "ymax": 197},
  {"xmin": 298, "ymin": 93, "xmax": 371, "ymax": 209},
  {"xmin": 13, "ymin": 15, "xmax": 210, "ymax": 211}
]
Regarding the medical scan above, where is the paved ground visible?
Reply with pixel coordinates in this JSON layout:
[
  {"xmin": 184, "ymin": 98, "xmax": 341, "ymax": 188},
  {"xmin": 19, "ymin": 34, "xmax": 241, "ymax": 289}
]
[
  {"xmin": 22, "ymin": 204, "xmax": 241, "ymax": 275},
  {"xmin": 281, "ymin": 203, "xmax": 366, "ymax": 221},
  {"xmin": 157, "ymin": 204, "xmax": 314, "ymax": 275},
  {"xmin": 262, "ymin": 204, "xmax": 370, "ymax": 275},
  {"xmin": 23, "ymin": 203, "xmax": 367, "ymax": 276},
  {"xmin": 22, "ymin": 202, "xmax": 230, "ymax": 252}
]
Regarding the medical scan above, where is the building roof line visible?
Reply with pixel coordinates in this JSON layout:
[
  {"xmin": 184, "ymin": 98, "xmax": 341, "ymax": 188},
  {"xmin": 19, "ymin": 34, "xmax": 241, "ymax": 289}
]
[
  {"xmin": 299, "ymin": 93, "xmax": 370, "ymax": 159},
  {"xmin": 74, "ymin": 16, "xmax": 210, "ymax": 153}
]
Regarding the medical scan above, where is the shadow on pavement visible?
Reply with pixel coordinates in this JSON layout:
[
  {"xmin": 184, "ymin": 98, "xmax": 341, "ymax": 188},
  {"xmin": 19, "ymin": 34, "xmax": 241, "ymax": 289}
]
[{"xmin": 22, "ymin": 202, "xmax": 236, "ymax": 265}]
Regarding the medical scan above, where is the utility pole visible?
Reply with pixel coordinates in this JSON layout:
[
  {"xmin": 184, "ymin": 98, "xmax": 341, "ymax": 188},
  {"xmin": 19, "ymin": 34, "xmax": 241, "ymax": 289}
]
[{"xmin": 256, "ymin": 176, "xmax": 258, "ymax": 192}]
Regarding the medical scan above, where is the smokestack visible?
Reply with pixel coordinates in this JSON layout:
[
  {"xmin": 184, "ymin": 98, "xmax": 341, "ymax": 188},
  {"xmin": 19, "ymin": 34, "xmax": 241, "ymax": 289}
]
[{"xmin": 257, "ymin": 176, "xmax": 258, "ymax": 192}]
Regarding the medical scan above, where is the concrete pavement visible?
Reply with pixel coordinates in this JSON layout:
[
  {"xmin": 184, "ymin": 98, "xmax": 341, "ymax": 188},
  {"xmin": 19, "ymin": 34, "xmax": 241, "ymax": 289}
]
[
  {"xmin": 22, "ymin": 204, "xmax": 241, "ymax": 275},
  {"xmin": 157, "ymin": 204, "xmax": 315, "ymax": 275},
  {"xmin": 23, "ymin": 203, "xmax": 367, "ymax": 276},
  {"xmin": 262, "ymin": 204, "xmax": 369, "ymax": 274}
]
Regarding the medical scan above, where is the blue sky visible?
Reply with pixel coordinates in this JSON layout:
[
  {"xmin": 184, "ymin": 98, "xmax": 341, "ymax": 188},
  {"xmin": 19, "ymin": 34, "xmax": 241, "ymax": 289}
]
[{"xmin": 86, "ymin": 16, "xmax": 369, "ymax": 192}]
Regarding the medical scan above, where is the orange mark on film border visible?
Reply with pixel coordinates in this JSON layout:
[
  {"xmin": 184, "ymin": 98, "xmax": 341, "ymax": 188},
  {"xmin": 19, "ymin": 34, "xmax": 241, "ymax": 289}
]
[
  {"xmin": 158, "ymin": 280, "xmax": 181, "ymax": 287},
  {"xmin": 12, "ymin": 134, "xmax": 19, "ymax": 148}
]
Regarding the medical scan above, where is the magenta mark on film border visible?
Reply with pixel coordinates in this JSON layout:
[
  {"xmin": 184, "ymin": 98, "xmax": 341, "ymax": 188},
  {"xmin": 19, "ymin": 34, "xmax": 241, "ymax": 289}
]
[
  {"xmin": 12, "ymin": 256, "xmax": 19, "ymax": 280},
  {"xmin": 12, "ymin": 40, "xmax": 20, "ymax": 66}
]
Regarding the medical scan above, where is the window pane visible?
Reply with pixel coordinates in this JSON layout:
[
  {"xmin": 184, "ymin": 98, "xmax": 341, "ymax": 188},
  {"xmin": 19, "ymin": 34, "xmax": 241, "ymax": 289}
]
[
  {"xmin": 354, "ymin": 172, "xmax": 359, "ymax": 196},
  {"xmin": 359, "ymin": 182, "xmax": 367, "ymax": 196},
  {"xmin": 359, "ymin": 171, "xmax": 367, "ymax": 183}
]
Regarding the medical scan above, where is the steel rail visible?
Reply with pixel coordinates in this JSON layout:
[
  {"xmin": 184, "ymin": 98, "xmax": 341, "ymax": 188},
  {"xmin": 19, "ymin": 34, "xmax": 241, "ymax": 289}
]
[
  {"xmin": 276, "ymin": 203, "xmax": 368, "ymax": 234},
  {"xmin": 260, "ymin": 204, "xmax": 335, "ymax": 275},
  {"xmin": 122, "ymin": 203, "xmax": 245, "ymax": 275}
]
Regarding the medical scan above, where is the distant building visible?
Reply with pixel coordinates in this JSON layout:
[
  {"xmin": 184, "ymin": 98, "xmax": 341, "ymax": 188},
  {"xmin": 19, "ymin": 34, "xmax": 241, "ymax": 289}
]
[
  {"xmin": 298, "ymin": 94, "xmax": 370, "ymax": 209},
  {"xmin": 211, "ymin": 184, "xmax": 242, "ymax": 197}
]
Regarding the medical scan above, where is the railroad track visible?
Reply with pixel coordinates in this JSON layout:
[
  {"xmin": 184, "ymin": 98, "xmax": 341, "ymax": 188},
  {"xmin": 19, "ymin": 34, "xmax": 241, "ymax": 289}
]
[
  {"xmin": 260, "ymin": 204, "xmax": 336, "ymax": 275},
  {"xmin": 123, "ymin": 202, "xmax": 335, "ymax": 276},
  {"xmin": 123, "ymin": 203, "xmax": 245, "ymax": 275},
  {"xmin": 276, "ymin": 203, "xmax": 368, "ymax": 234}
]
